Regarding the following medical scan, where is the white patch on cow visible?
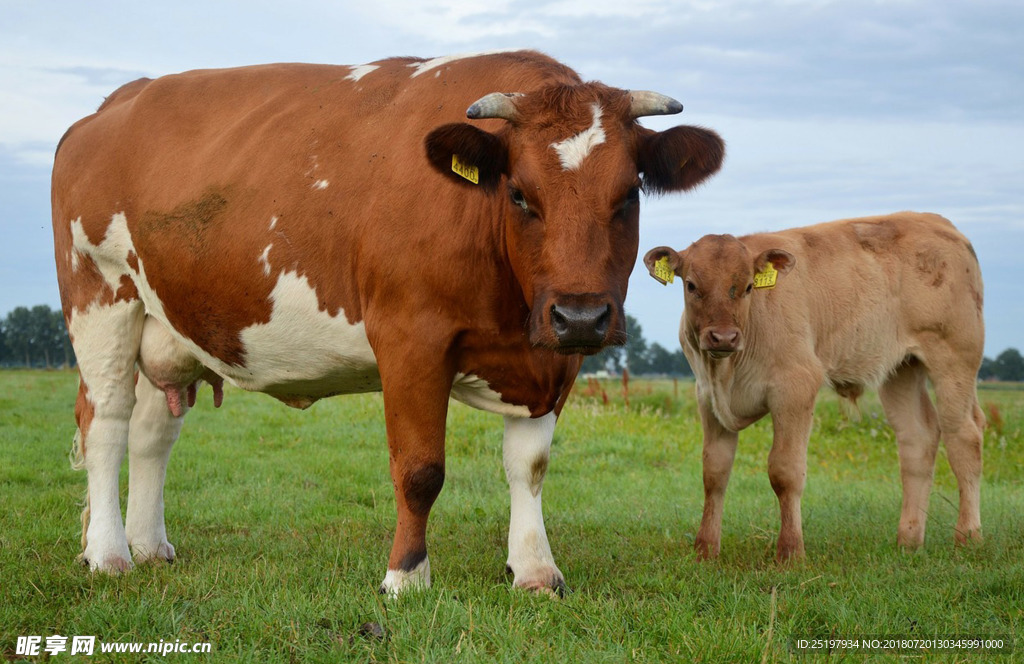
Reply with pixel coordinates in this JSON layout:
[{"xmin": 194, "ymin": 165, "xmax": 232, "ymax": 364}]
[
  {"xmin": 380, "ymin": 557, "xmax": 431, "ymax": 596},
  {"xmin": 235, "ymin": 271, "xmax": 379, "ymax": 394},
  {"xmin": 269, "ymin": 216, "xmax": 278, "ymax": 230},
  {"xmin": 345, "ymin": 64, "xmax": 379, "ymax": 82},
  {"xmin": 258, "ymin": 244, "xmax": 273, "ymax": 277},
  {"xmin": 503, "ymin": 412, "xmax": 563, "ymax": 590},
  {"xmin": 550, "ymin": 103, "xmax": 606, "ymax": 171},
  {"xmin": 312, "ymin": 179, "xmax": 329, "ymax": 190},
  {"xmin": 451, "ymin": 373, "xmax": 531, "ymax": 417},
  {"xmin": 408, "ymin": 49, "xmax": 522, "ymax": 78},
  {"xmin": 70, "ymin": 213, "xmax": 135, "ymax": 291}
]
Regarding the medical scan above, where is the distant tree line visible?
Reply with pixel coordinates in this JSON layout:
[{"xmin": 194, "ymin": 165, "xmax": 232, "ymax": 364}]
[
  {"xmin": 580, "ymin": 314, "xmax": 693, "ymax": 376},
  {"xmin": 1, "ymin": 305, "xmax": 1021, "ymax": 381},
  {"xmin": 0, "ymin": 305, "xmax": 75, "ymax": 368},
  {"xmin": 978, "ymin": 348, "xmax": 1024, "ymax": 382}
]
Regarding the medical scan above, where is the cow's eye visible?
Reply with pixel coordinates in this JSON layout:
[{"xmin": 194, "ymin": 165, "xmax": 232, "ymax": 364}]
[
  {"xmin": 686, "ymin": 281, "xmax": 697, "ymax": 294},
  {"xmin": 509, "ymin": 188, "xmax": 530, "ymax": 213},
  {"xmin": 745, "ymin": 283, "xmax": 753, "ymax": 294},
  {"xmin": 616, "ymin": 186, "xmax": 641, "ymax": 216}
]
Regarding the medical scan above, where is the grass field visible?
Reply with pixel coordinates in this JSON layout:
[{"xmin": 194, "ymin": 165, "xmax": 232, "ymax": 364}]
[{"xmin": 1, "ymin": 369, "xmax": 1022, "ymax": 662}]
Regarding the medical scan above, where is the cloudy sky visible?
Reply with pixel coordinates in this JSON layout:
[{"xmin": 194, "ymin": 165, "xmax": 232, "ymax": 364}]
[{"xmin": 2, "ymin": 0, "xmax": 1021, "ymax": 356}]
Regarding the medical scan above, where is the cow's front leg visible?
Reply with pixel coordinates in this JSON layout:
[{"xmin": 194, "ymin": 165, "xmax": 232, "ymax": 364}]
[
  {"xmin": 377, "ymin": 356, "xmax": 452, "ymax": 596},
  {"xmin": 503, "ymin": 412, "xmax": 565, "ymax": 596},
  {"xmin": 694, "ymin": 399, "xmax": 739, "ymax": 560},
  {"xmin": 767, "ymin": 397, "xmax": 816, "ymax": 562}
]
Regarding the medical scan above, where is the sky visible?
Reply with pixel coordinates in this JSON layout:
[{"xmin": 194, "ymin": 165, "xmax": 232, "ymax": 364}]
[{"xmin": 1, "ymin": 0, "xmax": 1021, "ymax": 357}]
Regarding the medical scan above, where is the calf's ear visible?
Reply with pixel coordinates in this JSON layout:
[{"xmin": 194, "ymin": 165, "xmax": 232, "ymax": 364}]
[
  {"xmin": 643, "ymin": 246, "xmax": 685, "ymax": 285},
  {"xmin": 425, "ymin": 123, "xmax": 507, "ymax": 191},
  {"xmin": 638, "ymin": 126, "xmax": 725, "ymax": 194},
  {"xmin": 754, "ymin": 248, "xmax": 796, "ymax": 275}
]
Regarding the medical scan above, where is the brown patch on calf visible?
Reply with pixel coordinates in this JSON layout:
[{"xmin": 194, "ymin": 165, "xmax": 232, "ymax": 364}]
[{"xmin": 852, "ymin": 219, "xmax": 901, "ymax": 252}]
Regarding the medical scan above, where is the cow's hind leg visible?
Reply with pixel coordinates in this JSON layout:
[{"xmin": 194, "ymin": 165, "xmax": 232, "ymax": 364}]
[
  {"xmin": 879, "ymin": 359, "xmax": 941, "ymax": 549},
  {"xmin": 503, "ymin": 412, "xmax": 565, "ymax": 596},
  {"xmin": 69, "ymin": 300, "xmax": 145, "ymax": 573},
  {"xmin": 125, "ymin": 373, "xmax": 186, "ymax": 563}
]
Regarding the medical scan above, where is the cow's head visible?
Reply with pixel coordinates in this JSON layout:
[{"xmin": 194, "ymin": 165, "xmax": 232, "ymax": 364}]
[
  {"xmin": 644, "ymin": 236, "xmax": 795, "ymax": 358},
  {"xmin": 425, "ymin": 83, "xmax": 724, "ymax": 355}
]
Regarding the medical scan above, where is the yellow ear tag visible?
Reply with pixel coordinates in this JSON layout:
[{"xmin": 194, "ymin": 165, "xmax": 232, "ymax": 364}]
[
  {"xmin": 654, "ymin": 256, "xmax": 675, "ymax": 285},
  {"xmin": 451, "ymin": 155, "xmax": 479, "ymax": 184},
  {"xmin": 753, "ymin": 263, "xmax": 778, "ymax": 289}
]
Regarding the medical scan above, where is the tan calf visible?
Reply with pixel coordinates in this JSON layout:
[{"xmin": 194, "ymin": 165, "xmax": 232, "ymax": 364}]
[{"xmin": 645, "ymin": 212, "xmax": 985, "ymax": 561}]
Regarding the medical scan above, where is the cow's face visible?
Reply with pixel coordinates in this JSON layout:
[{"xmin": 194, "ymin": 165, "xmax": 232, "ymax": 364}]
[
  {"xmin": 426, "ymin": 84, "xmax": 725, "ymax": 355},
  {"xmin": 644, "ymin": 237, "xmax": 794, "ymax": 358}
]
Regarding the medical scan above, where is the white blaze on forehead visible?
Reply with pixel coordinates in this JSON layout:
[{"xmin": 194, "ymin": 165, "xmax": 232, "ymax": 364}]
[
  {"xmin": 345, "ymin": 64, "xmax": 379, "ymax": 82},
  {"xmin": 408, "ymin": 49, "xmax": 522, "ymax": 77},
  {"xmin": 550, "ymin": 103, "xmax": 606, "ymax": 171}
]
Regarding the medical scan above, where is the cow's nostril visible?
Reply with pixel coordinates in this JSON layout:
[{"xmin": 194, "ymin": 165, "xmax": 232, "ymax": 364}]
[
  {"xmin": 593, "ymin": 304, "xmax": 610, "ymax": 336},
  {"xmin": 550, "ymin": 304, "xmax": 570, "ymax": 336}
]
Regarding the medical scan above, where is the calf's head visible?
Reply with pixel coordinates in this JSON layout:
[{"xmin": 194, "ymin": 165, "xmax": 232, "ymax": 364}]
[
  {"xmin": 426, "ymin": 84, "xmax": 724, "ymax": 354},
  {"xmin": 644, "ymin": 235, "xmax": 794, "ymax": 358}
]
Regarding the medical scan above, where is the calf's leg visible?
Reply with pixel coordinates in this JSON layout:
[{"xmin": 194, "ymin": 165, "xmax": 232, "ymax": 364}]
[
  {"xmin": 503, "ymin": 412, "xmax": 565, "ymax": 595},
  {"xmin": 768, "ymin": 396, "xmax": 816, "ymax": 562},
  {"xmin": 694, "ymin": 399, "xmax": 738, "ymax": 560},
  {"xmin": 931, "ymin": 363, "xmax": 984, "ymax": 545},
  {"xmin": 879, "ymin": 360, "xmax": 940, "ymax": 549}
]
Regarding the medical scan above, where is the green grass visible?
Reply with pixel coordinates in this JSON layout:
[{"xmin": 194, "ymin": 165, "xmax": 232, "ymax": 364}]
[{"xmin": 1, "ymin": 370, "xmax": 1023, "ymax": 662}]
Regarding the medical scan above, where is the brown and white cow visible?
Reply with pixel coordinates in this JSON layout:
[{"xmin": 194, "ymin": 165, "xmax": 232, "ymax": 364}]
[
  {"xmin": 52, "ymin": 50, "xmax": 724, "ymax": 594},
  {"xmin": 644, "ymin": 212, "xmax": 985, "ymax": 561}
]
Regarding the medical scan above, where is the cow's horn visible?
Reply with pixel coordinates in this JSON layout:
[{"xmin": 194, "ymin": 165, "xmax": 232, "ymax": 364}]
[
  {"xmin": 466, "ymin": 92, "xmax": 522, "ymax": 121},
  {"xmin": 629, "ymin": 91, "xmax": 683, "ymax": 118}
]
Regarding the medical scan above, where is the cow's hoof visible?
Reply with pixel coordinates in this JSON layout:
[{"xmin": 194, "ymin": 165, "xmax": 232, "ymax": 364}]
[
  {"xmin": 80, "ymin": 553, "xmax": 134, "ymax": 574},
  {"xmin": 379, "ymin": 558, "xmax": 431, "ymax": 597},
  {"xmin": 132, "ymin": 541, "xmax": 176, "ymax": 565},
  {"xmin": 509, "ymin": 565, "xmax": 567, "ymax": 597}
]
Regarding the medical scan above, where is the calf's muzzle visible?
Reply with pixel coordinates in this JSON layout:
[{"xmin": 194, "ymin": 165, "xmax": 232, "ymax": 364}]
[{"xmin": 701, "ymin": 326, "xmax": 742, "ymax": 356}]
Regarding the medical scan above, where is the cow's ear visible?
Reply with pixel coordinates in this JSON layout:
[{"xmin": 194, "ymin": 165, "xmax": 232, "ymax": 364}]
[
  {"xmin": 643, "ymin": 246, "xmax": 685, "ymax": 285},
  {"xmin": 754, "ymin": 248, "xmax": 796, "ymax": 275},
  {"xmin": 638, "ymin": 126, "xmax": 725, "ymax": 194},
  {"xmin": 425, "ymin": 123, "xmax": 507, "ymax": 191}
]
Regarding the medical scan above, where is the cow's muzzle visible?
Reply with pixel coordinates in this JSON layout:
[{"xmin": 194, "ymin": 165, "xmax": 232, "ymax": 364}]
[{"xmin": 532, "ymin": 294, "xmax": 623, "ymax": 354}]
